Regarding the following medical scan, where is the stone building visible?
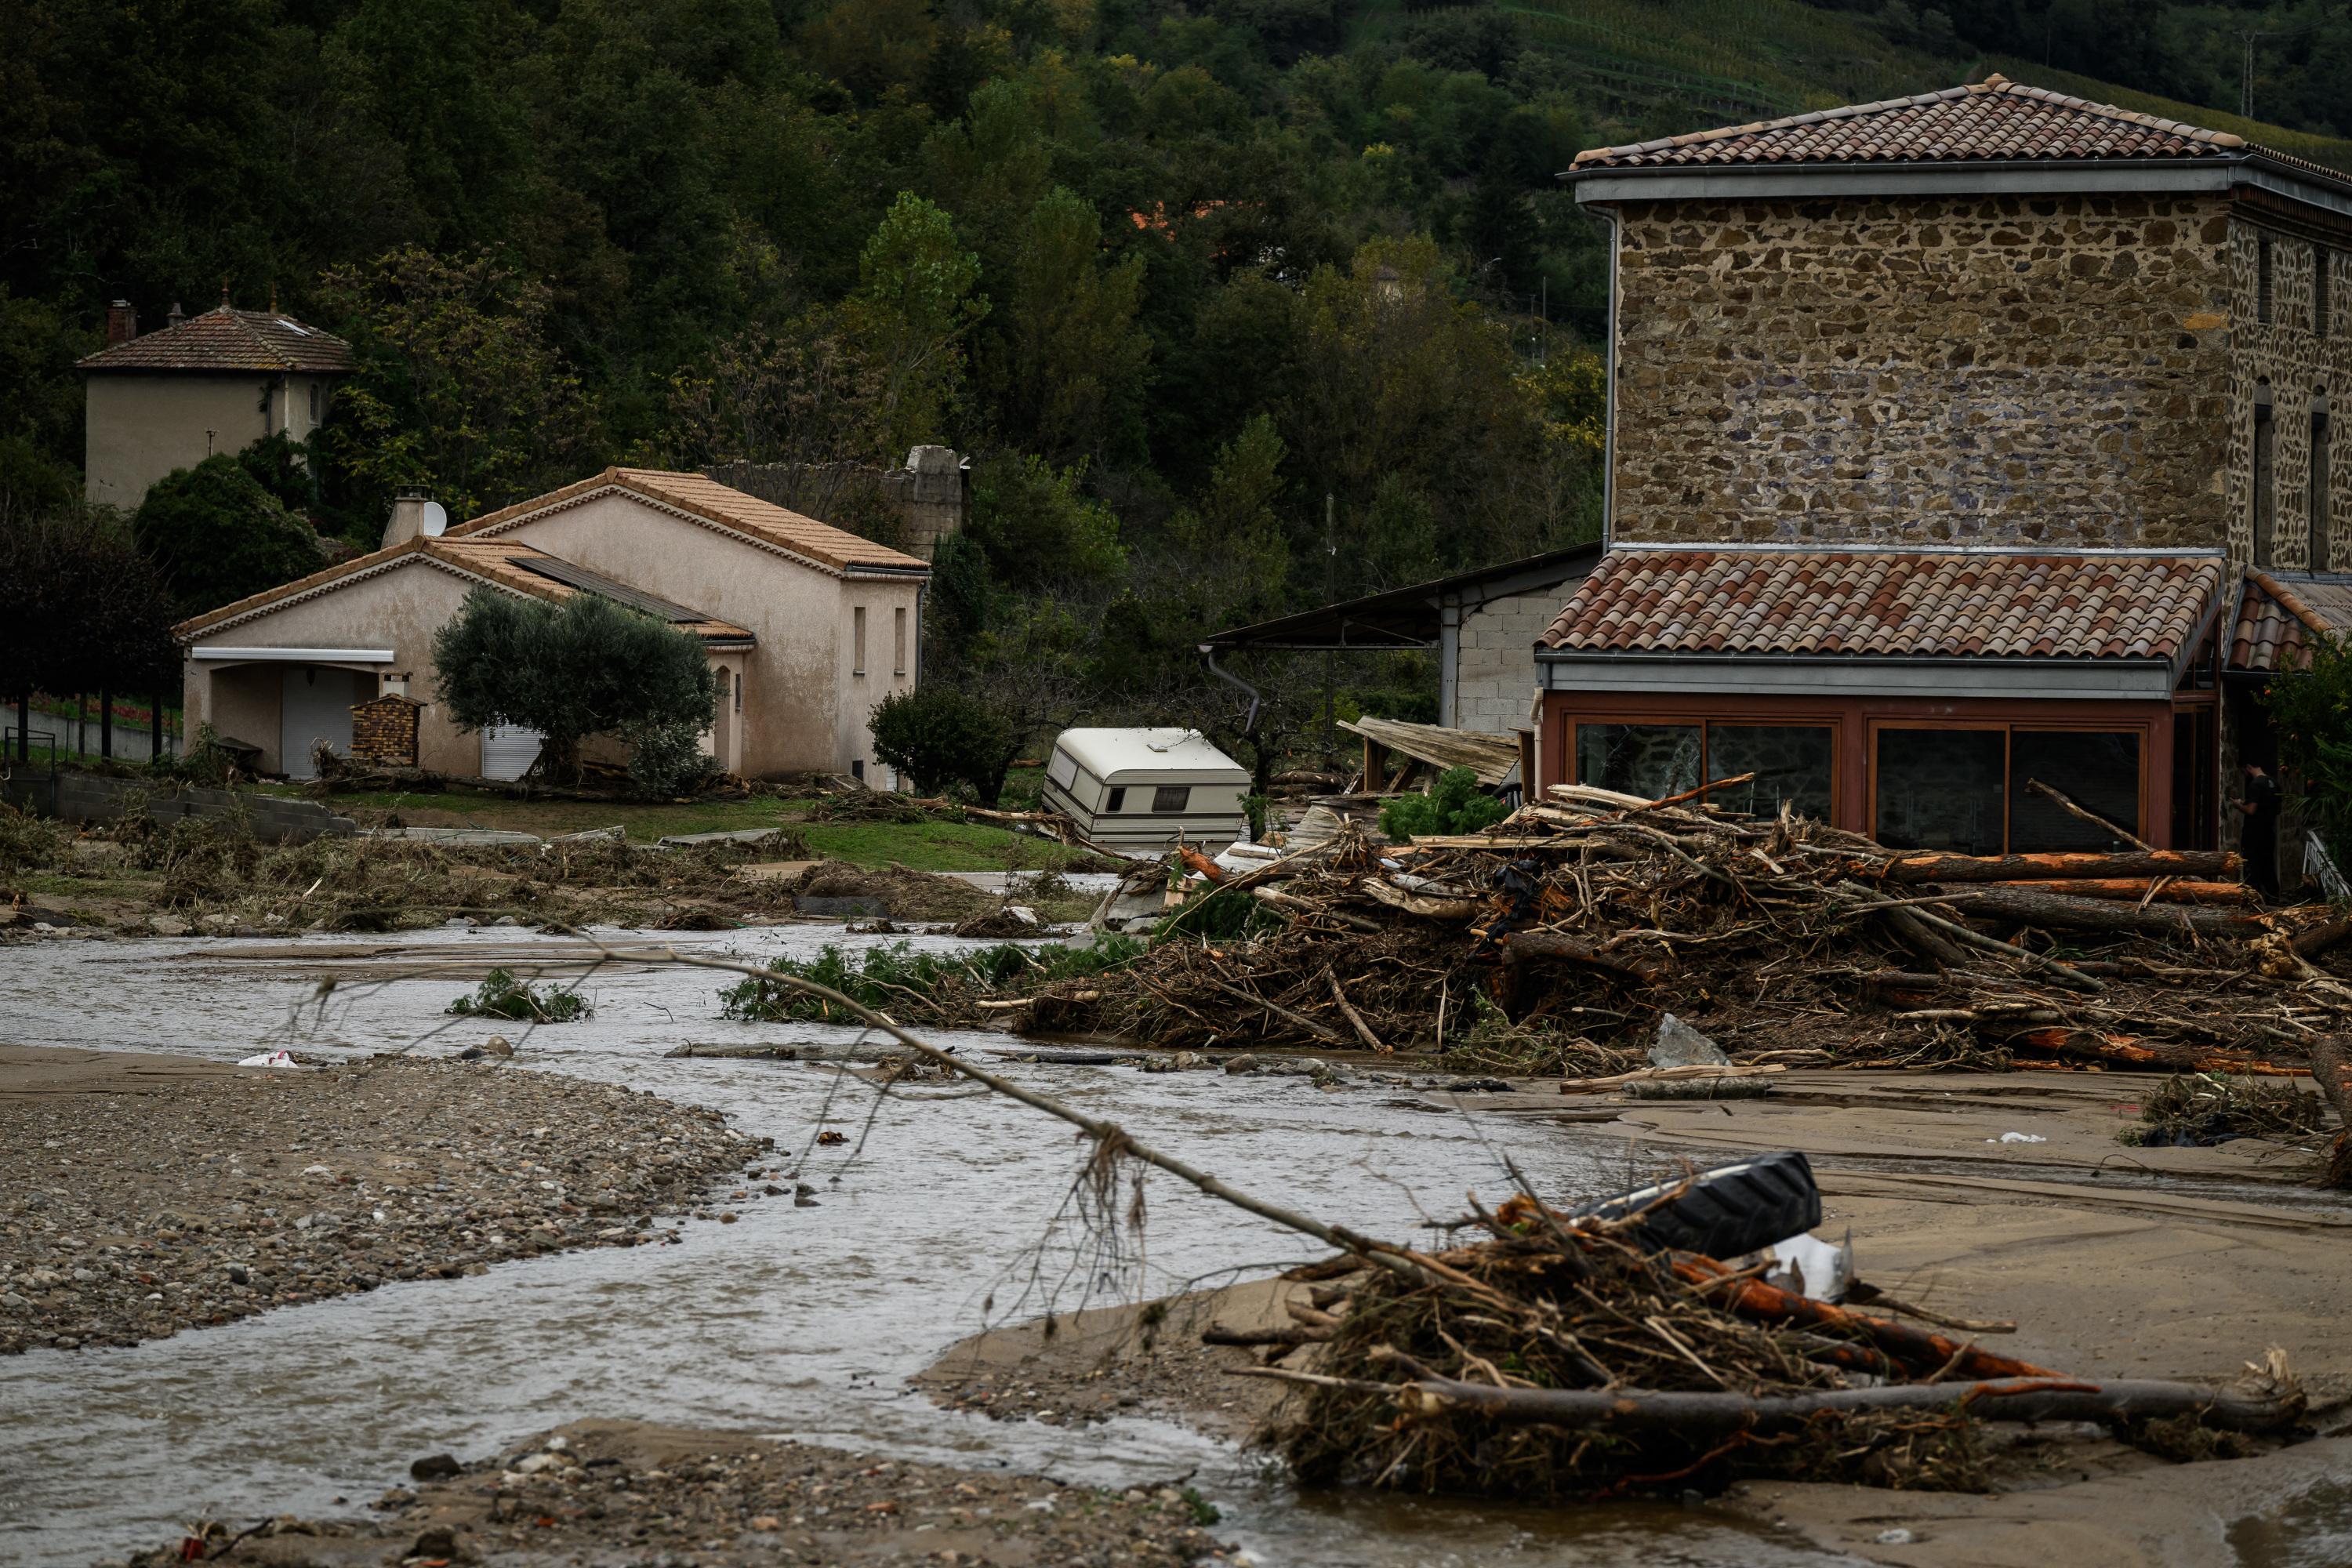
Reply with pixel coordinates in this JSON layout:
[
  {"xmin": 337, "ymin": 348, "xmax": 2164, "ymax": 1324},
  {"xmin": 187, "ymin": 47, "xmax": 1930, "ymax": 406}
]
[
  {"xmin": 77, "ymin": 296, "xmax": 352, "ymax": 510},
  {"xmin": 1534, "ymin": 75, "xmax": 2352, "ymax": 862}
]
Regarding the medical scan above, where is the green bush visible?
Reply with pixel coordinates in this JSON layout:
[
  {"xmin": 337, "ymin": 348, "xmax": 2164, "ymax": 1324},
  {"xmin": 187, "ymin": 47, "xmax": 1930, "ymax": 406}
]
[
  {"xmin": 626, "ymin": 717, "xmax": 720, "ymax": 797},
  {"xmin": 869, "ymin": 684, "xmax": 1014, "ymax": 799},
  {"xmin": 447, "ymin": 968, "xmax": 593, "ymax": 1022},
  {"xmin": 2265, "ymin": 630, "xmax": 2352, "ymax": 879},
  {"xmin": 721, "ymin": 937, "xmax": 1143, "ymax": 1022},
  {"xmin": 1378, "ymin": 765, "xmax": 1508, "ymax": 841}
]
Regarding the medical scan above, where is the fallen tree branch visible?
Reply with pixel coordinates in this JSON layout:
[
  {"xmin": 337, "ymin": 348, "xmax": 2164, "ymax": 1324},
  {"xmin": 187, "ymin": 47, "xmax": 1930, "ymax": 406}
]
[
  {"xmin": 1325, "ymin": 967, "xmax": 1388, "ymax": 1053},
  {"xmin": 2025, "ymin": 779, "xmax": 2154, "ymax": 851},
  {"xmin": 1880, "ymin": 850, "xmax": 2238, "ymax": 884}
]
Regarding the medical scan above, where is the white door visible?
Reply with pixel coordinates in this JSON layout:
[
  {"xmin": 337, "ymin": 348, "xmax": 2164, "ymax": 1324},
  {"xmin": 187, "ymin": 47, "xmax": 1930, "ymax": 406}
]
[
  {"xmin": 281, "ymin": 667, "xmax": 358, "ymax": 779},
  {"xmin": 480, "ymin": 723, "xmax": 543, "ymax": 781}
]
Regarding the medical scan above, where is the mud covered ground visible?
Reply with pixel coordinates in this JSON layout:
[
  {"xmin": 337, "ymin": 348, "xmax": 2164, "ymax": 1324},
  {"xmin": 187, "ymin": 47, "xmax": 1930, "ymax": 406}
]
[
  {"xmin": 117, "ymin": 1419, "xmax": 1234, "ymax": 1568},
  {"xmin": 0, "ymin": 1044, "xmax": 766, "ymax": 1354}
]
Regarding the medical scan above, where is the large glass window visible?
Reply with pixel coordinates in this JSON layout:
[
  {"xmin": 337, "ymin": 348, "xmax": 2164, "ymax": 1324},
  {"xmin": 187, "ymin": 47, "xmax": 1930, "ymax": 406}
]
[
  {"xmin": 1574, "ymin": 720, "xmax": 1835, "ymax": 816},
  {"xmin": 1577, "ymin": 724, "xmax": 1700, "ymax": 800},
  {"xmin": 2009, "ymin": 731, "xmax": 2143, "ymax": 851},
  {"xmin": 1707, "ymin": 725, "xmax": 1836, "ymax": 822},
  {"xmin": 1875, "ymin": 728, "xmax": 2005, "ymax": 855}
]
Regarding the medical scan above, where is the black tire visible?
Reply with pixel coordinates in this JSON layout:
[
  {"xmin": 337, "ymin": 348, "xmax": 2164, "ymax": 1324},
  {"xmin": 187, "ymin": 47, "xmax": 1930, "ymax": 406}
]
[{"xmin": 1570, "ymin": 1150, "xmax": 1821, "ymax": 1261}]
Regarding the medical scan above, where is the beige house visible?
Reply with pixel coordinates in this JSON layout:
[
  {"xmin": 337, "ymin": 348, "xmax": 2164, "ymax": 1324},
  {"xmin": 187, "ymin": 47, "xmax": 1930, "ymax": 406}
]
[
  {"xmin": 77, "ymin": 298, "xmax": 353, "ymax": 510},
  {"xmin": 174, "ymin": 468, "xmax": 929, "ymax": 782}
]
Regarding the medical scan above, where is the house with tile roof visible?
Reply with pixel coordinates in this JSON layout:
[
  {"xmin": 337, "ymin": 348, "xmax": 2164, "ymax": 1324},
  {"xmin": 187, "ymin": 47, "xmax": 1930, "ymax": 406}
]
[
  {"xmin": 76, "ymin": 296, "xmax": 354, "ymax": 510},
  {"xmin": 1537, "ymin": 74, "xmax": 2352, "ymax": 863},
  {"xmin": 173, "ymin": 468, "xmax": 929, "ymax": 782}
]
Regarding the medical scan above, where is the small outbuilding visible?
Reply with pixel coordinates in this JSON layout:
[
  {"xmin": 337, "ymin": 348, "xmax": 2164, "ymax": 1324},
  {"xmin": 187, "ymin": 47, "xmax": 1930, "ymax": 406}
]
[{"xmin": 1041, "ymin": 728, "xmax": 1252, "ymax": 851}]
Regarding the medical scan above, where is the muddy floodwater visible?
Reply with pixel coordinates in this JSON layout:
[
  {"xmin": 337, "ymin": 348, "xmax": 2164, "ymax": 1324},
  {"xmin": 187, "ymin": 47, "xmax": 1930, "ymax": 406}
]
[{"xmin": 0, "ymin": 927, "xmax": 1860, "ymax": 1566}]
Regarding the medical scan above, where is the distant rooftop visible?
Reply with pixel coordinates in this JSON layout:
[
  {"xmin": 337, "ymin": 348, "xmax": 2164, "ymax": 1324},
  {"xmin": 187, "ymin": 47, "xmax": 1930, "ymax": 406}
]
[{"xmin": 78, "ymin": 303, "xmax": 354, "ymax": 375}]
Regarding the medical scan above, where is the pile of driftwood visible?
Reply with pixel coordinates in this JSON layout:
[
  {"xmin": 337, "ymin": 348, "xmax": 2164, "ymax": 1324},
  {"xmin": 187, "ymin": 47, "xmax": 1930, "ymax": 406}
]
[
  {"xmin": 1250, "ymin": 1195, "xmax": 2306, "ymax": 1497},
  {"xmin": 996, "ymin": 786, "xmax": 2352, "ymax": 1078}
]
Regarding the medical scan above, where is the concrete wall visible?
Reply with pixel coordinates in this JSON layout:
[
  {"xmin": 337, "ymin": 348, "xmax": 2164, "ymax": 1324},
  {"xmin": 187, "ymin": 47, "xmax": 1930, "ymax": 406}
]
[
  {"xmin": 492, "ymin": 494, "xmax": 924, "ymax": 779},
  {"xmin": 85, "ymin": 372, "xmax": 336, "ymax": 509},
  {"xmin": 182, "ymin": 557, "xmax": 476, "ymax": 775},
  {"xmin": 1454, "ymin": 586, "xmax": 1559, "ymax": 734},
  {"xmin": 1603, "ymin": 193, "xmax": 2237, "ymax": 549},
  {"xmin": 0, "ymin": 772, "xmax": 354, "ymax": 842}
]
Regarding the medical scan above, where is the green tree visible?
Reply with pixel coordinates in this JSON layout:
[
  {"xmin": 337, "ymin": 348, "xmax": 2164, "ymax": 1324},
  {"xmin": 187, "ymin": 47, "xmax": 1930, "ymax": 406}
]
[
  {"xmin": 844, "ymin": 194, "xmax": 989, "ymax": 459},
  {"xmin": 318, "ymin": 247, "xmax": 593, "ymax": 521},
  {"xmin": 430, "ymin": 589, "xmax": 717, "ymax": 782},
  {"xmin": 0, "ymin": 506, "xmax": 177, "ymax": 738},
  {"xmin": 966, "ymin": 454, "xmax": 1127, "ymax": 593},
  {"xmin": 992, "ymin": 187, "xmax": 1149, "ymax": 461},
  {"xmin": 132, "ymin": 457, "xmax": 325, "ymax": 621},
  {"xmin": 2264, "ymin": 632, "xmax": 2352, "ymax": 873}
]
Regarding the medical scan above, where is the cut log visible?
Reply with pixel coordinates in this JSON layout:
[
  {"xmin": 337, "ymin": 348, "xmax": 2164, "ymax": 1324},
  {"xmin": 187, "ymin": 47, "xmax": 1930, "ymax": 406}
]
[
  {"xmin": 1243, "ymin": 1367, "xmax": 2306, "ymax": 1437},
  {"xmin": 1673, "ymin": 1258, "xmax": 2056, "ymax": 1383},
  {"xmin": 1881, "ymin": 850, "xmax": 2238, "ymax": 884},
  {"xmin": 1497, "ymin": 930, "xmax": 1668, "ymax": 985},
  {"xmin": 1943, "ymin": 884, "xmax": 2265, "ymax": 937},
  {"xmin": 1989, "ymin": 878, "xmax": 2254, "ymax": 905}
]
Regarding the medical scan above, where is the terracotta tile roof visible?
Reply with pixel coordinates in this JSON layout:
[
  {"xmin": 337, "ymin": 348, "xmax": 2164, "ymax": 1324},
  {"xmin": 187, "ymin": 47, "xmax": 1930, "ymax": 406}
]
[
  {"xmin": 1571, "ymin": 73, "xmax": 2247, "ymax": 171},
  {"xmin": 451, "ymin": 467, "xmax": 929, "ymax": 575},
  {"xmin": 174, "ymin": 535, "xmax": 752, "ymax": 644},
  {"xmin": 2229, "ymin": 571, "xmax": 2352, "ymax": 672},
  {"xmin": 1539, "ymin": 550, "xmax": 2224, "ymax": 662},
  {"xmin": 78, "ymin": 305, "xmax": 354, "ymax": 373}
]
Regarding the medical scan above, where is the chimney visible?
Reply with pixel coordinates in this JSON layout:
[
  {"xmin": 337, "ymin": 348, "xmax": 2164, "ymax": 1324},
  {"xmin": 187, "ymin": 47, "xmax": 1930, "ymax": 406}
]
[
  {"xmin": 105, "ymin": 301, "xmax": 137, "ymax": 346},
  {"xmin": 167, "ymin": 301, "xmax": 186, "ymax": 329},
  {"xmin": 383, "ymin": 488, "xmax": 430, "ymax": 550}
]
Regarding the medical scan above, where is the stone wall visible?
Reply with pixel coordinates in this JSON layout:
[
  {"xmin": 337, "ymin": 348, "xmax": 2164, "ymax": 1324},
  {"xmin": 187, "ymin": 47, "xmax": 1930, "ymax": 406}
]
[
  {"xmin": 1454, "ymin": 586, "xmax": 1559, "ymax": 733},
  {"xmin": 704, "ymin": 445, "xmax": 967, "ymax": 561},
  {"xmin": 1607, "ymin": 194, "xmax": 2237, "ymax": 549},
  {"xmin": 2223, "ymin": 219, "xmax": 2352, "ymax": 570}
]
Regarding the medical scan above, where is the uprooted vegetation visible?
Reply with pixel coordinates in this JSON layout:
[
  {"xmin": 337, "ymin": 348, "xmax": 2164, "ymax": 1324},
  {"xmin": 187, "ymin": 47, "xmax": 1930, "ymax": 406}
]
[
  {"xmin": 2122, "ymin": 1072, "xmax": 2332, "ymax": 1149},
  {"xmin": 721, "ymin": 938, "xmax": 1143, "ymax": 1026},
  {"xmin": 448, "ymin": 968, "xmax": 593, "ymax": 1023}
]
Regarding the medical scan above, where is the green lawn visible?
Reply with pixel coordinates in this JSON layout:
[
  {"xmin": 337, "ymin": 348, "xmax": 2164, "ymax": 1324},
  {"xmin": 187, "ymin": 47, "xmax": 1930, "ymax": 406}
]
[{"xmin": 260, "ymin": 786, "xmax": 1103, "ymax": 872}]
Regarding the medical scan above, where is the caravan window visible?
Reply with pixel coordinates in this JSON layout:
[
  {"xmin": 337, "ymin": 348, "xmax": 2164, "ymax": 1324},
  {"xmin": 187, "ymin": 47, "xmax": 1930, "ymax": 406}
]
[
  {"xmin": 1106, "ymin": 786, "xmax": 1127, "ymax": 812},
  {"xmin": 1152, "ymin": 785, "xmax": 1191, "ymax": 813},
  {"xmin": 1047, "ymin": 748, "xmax": 1080, "ymax": 790}
]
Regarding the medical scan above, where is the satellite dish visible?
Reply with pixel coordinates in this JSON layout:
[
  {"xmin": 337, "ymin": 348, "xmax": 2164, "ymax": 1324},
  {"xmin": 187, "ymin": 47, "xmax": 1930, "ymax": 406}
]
[{"xmin": 419, "ymin": 501, "xmax": 448, "ymax": 538}]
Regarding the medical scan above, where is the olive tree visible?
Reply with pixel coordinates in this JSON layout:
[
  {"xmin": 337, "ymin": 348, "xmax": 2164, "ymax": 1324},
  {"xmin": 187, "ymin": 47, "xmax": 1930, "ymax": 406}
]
[{"xmin": 431, "ymin": 589, "xmax": 716, "ymax": 786}]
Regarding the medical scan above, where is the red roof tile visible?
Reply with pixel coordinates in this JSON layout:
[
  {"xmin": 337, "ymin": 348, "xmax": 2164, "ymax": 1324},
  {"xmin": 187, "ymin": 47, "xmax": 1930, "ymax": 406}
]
[
  {"xmin": 78, "ymin": 305, "xmax": 354, "ymax": 374},
  {"xmin": 2230, "ymin": 572, "xmax": 2352, "ymax": 672},
  {"xmin": 1540, "ymin": 550, "xmax": 2223, "ymax": 662},
  {"xmin": 1572, "ymin": 74, "xmax": 2248, "ymax": 171}
]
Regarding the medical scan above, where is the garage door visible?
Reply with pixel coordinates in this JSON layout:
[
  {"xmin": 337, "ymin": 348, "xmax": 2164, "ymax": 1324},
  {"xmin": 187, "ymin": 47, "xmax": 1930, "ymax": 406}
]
[
  {"xmin": 480, "ymin": 723, "xmax": 543, "ymax": 781},
  {"xmin": 281, "ymin": 667, "xmax": 362, "ymax": 779}
]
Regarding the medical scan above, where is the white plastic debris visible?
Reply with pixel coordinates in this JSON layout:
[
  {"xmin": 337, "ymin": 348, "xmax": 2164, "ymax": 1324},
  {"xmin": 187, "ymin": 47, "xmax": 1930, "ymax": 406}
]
[
  {"xmin": 236, "ymin": 1050, "xmax": 309, "ymax": 1070},
  {"xmin": 1987, "ymin": 1131, "xmax": 2049, "ymax": 1144},
  {"xmin": 1755, "ymin": 1231, "xmax": 1853, "ymax": 1303},
  {"xmin": 1648, "ymin": 1013, "xmax": 1731, "ymax": 1069}
]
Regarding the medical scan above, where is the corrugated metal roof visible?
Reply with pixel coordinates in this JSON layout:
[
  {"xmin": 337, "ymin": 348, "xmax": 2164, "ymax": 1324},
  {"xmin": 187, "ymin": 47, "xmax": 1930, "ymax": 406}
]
[{"xmin": 1540, "ymin": 549, "xmax": 2224, "ymax": 662}]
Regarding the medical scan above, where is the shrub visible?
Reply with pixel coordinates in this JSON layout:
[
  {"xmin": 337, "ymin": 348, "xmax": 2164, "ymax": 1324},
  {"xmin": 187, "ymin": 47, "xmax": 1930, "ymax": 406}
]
[
  {"xmin": 447, "ymin": 968, "xmax": 593, "ymax": 1022},
  {"xmin": 869, "ymin": 684, "xmax": 1012, "ymax": 798},
  {"xmin": 626, "ymin": 717, "xmax": 720, "ymax": 797},
  {"xmin": 721, "ymin": 937, "xmax": 1143, "ymax": 1022},
  {"xmin": 0, "ymin": 805, "xmax": 68, "ymax": 874},
  {"xmin": 1378, "ymin": 765, "xmax": 1508, "ymax": 841}
]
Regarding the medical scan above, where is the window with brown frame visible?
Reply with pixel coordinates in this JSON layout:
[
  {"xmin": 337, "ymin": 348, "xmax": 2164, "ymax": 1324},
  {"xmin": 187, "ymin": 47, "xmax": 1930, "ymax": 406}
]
[
  {"xmin": 1573, "ymin": 720, "xmax": 1834, "ymax": 819},
  {"xmin": 1872, "ymin": 725, "xmax": 2143, "ymax": 855}
]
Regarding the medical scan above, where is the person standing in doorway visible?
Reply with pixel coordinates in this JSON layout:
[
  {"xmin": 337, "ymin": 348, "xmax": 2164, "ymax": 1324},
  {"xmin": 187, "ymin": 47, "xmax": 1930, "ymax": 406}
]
[{"xmin": 2238, "ymin": 763, "xmax": 2282, "ymax": 899}]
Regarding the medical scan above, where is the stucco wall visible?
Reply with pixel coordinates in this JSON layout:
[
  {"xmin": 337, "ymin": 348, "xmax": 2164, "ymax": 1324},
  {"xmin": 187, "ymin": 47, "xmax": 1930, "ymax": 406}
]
[
  {"xmin": 1606, "ymin": 193, "xmax": 2236, "ymax": 548},
  {"xmin": 491, "ymin": 494, "xmax": 924, "ymax": 779},
  {"xmin": 1454, "ymin": 587, "xmax": 1558, "ymax": 734},
  {"xmin": 84, "ymin": 372, "xmax": 335, "ymax": 510},
  {"xmin": 182, "ymin": 557, "xmax": 477, "ymax": 775}
]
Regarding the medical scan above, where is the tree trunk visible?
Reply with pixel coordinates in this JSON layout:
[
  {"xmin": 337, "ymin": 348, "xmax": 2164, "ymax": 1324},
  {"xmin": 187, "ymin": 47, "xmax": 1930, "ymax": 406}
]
[
  {"xmin": 1497, "ymin": 929, "xmax": 1667, "ymax": 985},
  {"xmin": 100, "ymin": 687, "xmax": 112, "ymax": 760},
  {"xmin": 1374, "ymin": 1370, "xmax": 2303, "ymax": 1436},
  {"xmin": 1942, "ymin": 884, "xmax": 2263, "ymax": 937},
  {"xmin": 1987, "ymin": 879, "xmax": 2254, "ymax": 905},
  {"xmin": 1882, "ymin": 850, "xmax": 2238, "ymax": 884}
]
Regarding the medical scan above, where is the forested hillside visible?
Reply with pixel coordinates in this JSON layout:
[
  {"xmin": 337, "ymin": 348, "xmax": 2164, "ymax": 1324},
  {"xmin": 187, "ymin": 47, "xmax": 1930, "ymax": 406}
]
[{"xmin": 3, "ymin": 0, "xmax": 2345, "ymax": 745}]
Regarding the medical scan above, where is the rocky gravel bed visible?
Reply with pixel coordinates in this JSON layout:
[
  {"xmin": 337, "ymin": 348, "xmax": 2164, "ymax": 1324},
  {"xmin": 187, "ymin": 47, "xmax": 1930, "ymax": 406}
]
[
  {"xmin": 118, "ymin": 1419, "xmax": 1234, "ymax": 1567},
  {"xmin": 1, "ymin": 1050, "xmax": 768, "ymax": 1355}
]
